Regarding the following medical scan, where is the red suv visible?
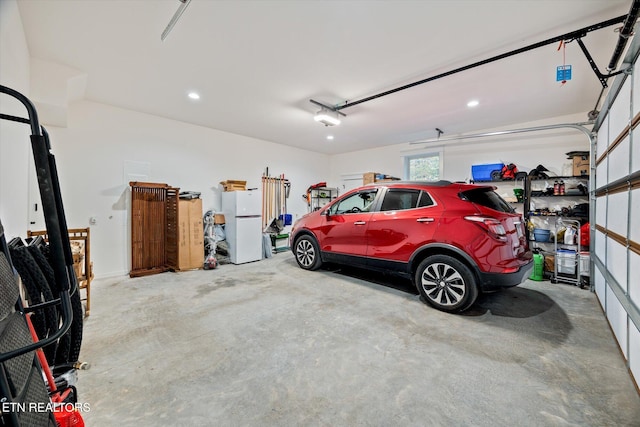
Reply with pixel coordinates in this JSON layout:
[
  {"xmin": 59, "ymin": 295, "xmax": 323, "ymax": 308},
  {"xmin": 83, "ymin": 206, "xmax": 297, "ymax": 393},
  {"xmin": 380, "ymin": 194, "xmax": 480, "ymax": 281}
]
[{"xmin": 290, "ymin": 181, "xmax": 532, "ymax": 313}]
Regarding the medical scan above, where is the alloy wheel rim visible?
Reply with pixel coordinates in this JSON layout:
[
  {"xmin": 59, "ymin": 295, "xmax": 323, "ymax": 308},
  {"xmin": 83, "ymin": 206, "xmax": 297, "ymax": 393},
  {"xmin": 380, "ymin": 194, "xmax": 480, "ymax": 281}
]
[
  {"xmin": 421, "ymin": 262, "xmax": 465, "ymax": 306},
  {"xmin": 296, "ymin": 240, "xmax": 315, "ymax": 267}
]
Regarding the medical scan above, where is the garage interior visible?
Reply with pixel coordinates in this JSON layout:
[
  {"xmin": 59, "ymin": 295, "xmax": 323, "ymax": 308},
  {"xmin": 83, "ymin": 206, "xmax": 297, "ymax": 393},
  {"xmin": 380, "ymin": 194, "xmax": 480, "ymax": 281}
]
[{"xmin": 1, "ymin": 0, "xmax": 640, "ymax": 425}]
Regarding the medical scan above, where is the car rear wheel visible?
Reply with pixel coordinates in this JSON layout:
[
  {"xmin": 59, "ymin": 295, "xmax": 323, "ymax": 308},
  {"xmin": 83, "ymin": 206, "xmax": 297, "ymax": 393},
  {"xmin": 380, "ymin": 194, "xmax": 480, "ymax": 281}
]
[
  {"xmin": 415, "ymin": 255, "xmax": 478, "ymax": 313},
  {"xmin": 294, "ymin": 235, "xmax": 323, "ymax": 271}
]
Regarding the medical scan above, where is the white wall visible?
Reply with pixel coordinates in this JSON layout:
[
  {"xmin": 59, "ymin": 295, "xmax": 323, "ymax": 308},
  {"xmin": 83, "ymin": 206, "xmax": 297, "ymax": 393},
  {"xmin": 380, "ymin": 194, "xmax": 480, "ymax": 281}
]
[
  {"xmin": 40, "ymin": 101, "xmax": 329, "ymax": 277},
  {"xmin": 1, "ymin": 0, "xmax": 329, "ymax": 278},
  {"xmin": 329, "ymin": 113, "xmax": 591, "ymax": 188},
  {"xmin": 0, "ymin": 0, "xmax": 31, "ymax": 239}
]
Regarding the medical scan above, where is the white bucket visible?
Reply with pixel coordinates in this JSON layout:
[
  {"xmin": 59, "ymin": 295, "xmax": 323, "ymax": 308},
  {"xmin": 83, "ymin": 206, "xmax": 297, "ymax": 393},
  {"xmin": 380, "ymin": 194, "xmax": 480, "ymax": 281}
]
[{"xmin": 579, "ymin": 252, "xmax": 590, "ymax": 277}]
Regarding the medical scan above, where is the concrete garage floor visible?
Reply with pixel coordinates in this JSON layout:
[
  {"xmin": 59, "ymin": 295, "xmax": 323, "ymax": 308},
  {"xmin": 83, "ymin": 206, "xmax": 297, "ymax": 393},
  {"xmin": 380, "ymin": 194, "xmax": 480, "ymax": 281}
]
[{"xmin": 77, "ymin": 253, "xmax": 640, "ymax": 426}]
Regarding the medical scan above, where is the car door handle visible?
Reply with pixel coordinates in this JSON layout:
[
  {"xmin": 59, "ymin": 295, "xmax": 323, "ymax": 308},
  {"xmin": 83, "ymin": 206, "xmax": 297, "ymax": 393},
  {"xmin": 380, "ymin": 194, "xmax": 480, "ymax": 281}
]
[
  {"xmin": 417, "ymin": 218, "xmax": 435, "ymax": 223},
  {"xmin": 354, "ymin": 221, "xmax": 367, "ymax": 225}
]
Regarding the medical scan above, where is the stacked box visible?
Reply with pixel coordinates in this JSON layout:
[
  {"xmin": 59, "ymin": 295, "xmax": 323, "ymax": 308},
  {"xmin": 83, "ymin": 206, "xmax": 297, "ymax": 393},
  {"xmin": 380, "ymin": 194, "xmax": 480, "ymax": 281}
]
[
  {"xmin": 177, "ymin": 198, "xmax": 204, "ymax": 270},
  {"xmin": 363, "ymin": 172, "xmax": 400, "ymax": 185},
  {"xmin": 572, "ymin": 155, "xmax": 589, "ymax": 176},
  {"xmin": 220, "ymin": 180, "xmax": 247, "ymax": 191}
]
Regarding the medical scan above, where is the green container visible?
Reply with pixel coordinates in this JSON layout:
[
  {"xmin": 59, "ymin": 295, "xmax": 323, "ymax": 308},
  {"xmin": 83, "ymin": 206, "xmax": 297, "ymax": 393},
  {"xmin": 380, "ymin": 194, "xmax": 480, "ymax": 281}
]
[
  {"xmin": 513, "ymin": 188, "xmax": 524, "ymax": 202},
  {"xmin": 530, "ymin": 253, "xmax": 544, "ymax": 281}
]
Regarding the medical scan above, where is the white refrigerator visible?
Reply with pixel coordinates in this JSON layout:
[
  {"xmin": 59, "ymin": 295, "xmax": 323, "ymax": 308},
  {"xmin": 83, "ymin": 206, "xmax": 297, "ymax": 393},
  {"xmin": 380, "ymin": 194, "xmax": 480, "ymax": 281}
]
[{"xmin": 221, "ymin": 190, "xmax": 263, "ymax": 264}]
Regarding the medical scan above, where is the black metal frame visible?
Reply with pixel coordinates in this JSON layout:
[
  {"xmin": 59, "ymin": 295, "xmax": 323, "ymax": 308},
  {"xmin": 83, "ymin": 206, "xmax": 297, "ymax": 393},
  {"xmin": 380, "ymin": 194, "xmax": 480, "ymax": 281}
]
[
  {"xmin": 0, "ymin": 85, "xmax": 76, "ymax": 425},
  {"xmin": 0, "ymin": 85, "xmax": 74, "ymax": 362}
]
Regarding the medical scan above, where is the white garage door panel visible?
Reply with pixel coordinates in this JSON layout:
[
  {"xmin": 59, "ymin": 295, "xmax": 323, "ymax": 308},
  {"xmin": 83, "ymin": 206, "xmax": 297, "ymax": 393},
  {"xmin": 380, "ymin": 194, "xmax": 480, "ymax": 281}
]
[
  {"xmin": 610, "ymin": 79, "xmax": 631, "ymax": 141},
  {"xmin": 595, "ymin": 267, "xmax": 606, "ymax": 305},
  {"xmin": 632, "ymin": 127, "xmax": 640, "ymax": 172},
  {"xmin": 630, "ymin": 251, "xmax": 640, "ymax": 308},
  {"xmin": 597, "ymin": 116, "xmax": 609, "ymax": 159},
  {"xmin": 593, "ymin": 47, "xmax": 638, "ymax": 391},
  {"xmin": 608, "ymin": 192, "xmax": 628, "ymax": 237},
  {"xmin": 608, "ymin": 137, "xmax": 631, "ymax": 183},
  {"xmin": 634, "ymin": 67, "xmax": 640, "ymax": 115},
  {"xmin": 596, "ymin": 196, "xmax": 607, "ymax": 226},
  {"xmin": 606, "ymin": 238, "xmax": 628, "ymax": 287},
  {"xmin": 631, "ymin": 188, "xmax": 640, "ymax": 243},
  {"xmin": 630, "ymin": 323, "xmax": 640, "ymax": 386},
  {"xmin": 596, "ymin": 162, "xmax": 607, "ymax": 189},
  {"xmin": 595, "ymin": 230, "xmax": 607, "ymax": 262},
  {"xmin": 606, "ymin": 285, "xmax": 629, "ymax": 359}
]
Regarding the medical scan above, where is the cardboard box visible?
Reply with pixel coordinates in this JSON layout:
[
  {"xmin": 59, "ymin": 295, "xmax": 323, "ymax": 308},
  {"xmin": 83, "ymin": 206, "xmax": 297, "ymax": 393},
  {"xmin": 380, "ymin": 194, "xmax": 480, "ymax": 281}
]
[
  {"xmin": 363, "ymin": 172, "xmax": 400, "ymax": 185},
  {"xmin": 572, "ymin": 154, "xmax": 589, "ymax": 176},
  {"xmin": 214, "ymin": 213, "xmax": 225, "ymax": 224},
  {"xmin": 72, "ymin": 253, "xmax": 84, "ymax": 279},
  {"xmin": 363, "ymin": 172, "xmax": 378, "ymax": 185},
  {"xmin": 177, "ymin": 198, "xmax": 204, "ymax": 270},
  {"xmin": 220, "ymin": 180, "xmax": 247, "ymax": 191}
]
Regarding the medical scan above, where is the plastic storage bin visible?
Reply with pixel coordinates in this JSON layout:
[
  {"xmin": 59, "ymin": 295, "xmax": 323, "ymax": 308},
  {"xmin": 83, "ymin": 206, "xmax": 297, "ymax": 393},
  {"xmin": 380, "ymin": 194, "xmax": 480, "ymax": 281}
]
[
  {"xmin": 557, "ymin": 249, "xmax": 577, "ymax": 275},
  {"xmin": 471, "ymin": 163, "xmax": 504, "ymax": 181},
  {"xmin": 533, "ymin": 228, "xmax": 551, "ymax": 242}
]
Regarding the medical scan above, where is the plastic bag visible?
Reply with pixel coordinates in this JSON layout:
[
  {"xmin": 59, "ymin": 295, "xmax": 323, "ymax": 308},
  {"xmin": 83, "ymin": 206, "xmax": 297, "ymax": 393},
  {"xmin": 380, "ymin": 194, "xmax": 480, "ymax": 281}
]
[{"xmin": 564, "ymin": 227, "xmax": 576, "ymax": 245}]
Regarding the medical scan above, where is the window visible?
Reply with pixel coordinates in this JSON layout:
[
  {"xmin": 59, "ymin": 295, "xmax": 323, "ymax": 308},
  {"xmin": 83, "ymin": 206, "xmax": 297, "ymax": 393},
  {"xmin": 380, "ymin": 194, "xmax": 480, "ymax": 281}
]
[
  {"xmin": 404, "ymin": 152, "xmax": 441, "ymax": 181},
  {"xmin": 417, "ymin": 191, "xmax": 435, "ymax": 207},
  {"xmin": 329, "ymin": 190, "xmax": 378, "ymax": 214},
  {"xmin": 460, "ymin": 187, "xmax": 513, "ymax": 213},
  {"xmin": 380, "ymin": 189, "xmax": 420, "ymax": 211}
]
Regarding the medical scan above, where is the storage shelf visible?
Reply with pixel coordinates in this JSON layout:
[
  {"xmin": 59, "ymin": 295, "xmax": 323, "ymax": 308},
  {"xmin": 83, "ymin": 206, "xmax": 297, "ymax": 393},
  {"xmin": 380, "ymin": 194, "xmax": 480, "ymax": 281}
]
[
  {"xmin": 529, "ymin": 194, "xmax": 588, "ymax": 198},
  {"xmin": 308, "ymin": 187, "xmax": 338, "ymax": 212},
  {"xmin": 529, "ymin": 175, "xmax": 588, "ymax": 181},
  {"xmin": 524, "ymin": 174, "xmax": 589, "ymax": 288},
  {"xmin": 528, "ymin": 213, "xmax": 587, "ymax": 217}
]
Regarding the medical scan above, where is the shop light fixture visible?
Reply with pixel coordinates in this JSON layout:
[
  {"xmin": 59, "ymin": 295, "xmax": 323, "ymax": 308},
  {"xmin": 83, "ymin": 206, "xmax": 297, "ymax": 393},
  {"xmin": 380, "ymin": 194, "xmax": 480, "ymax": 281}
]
[
  {"xmin": 327, "ymin": 135, "xmax": 334, "ymax": 140},
  {"xmin": 188, "ymin": 92, "xmax": 200, "ymax": 100},
  {"xmin": 467, "ymin": 99, "xmax": 479, "ymax": 108}
]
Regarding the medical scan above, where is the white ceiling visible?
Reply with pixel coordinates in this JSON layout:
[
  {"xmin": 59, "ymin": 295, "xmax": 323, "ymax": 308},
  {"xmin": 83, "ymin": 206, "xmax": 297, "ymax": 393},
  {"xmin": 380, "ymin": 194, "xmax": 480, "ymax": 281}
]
[{"xmin": 16, "ymin": 0, "xmax": 633, "ymax": 155}]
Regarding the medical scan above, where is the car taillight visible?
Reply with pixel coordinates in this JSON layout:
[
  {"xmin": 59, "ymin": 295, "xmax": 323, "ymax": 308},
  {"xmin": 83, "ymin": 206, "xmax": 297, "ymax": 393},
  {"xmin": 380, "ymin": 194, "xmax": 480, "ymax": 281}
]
[{"xmin": 464, "ymin": 216, "xmax": 507, "ymax": 241}]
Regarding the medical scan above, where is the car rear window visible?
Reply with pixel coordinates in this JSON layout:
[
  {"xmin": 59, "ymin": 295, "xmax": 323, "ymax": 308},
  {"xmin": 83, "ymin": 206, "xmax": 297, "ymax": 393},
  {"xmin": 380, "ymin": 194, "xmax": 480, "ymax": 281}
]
[
  {"xmin": 380, "ymin": 189, "xmax": 435, "ymax": 211},
  {"xmin": 380, "ymin": 189, "xmax": 420, "ymax": 211},
  {"xmin": 460, "ymin": 187, "xmax": 513, "ymax": 213}
]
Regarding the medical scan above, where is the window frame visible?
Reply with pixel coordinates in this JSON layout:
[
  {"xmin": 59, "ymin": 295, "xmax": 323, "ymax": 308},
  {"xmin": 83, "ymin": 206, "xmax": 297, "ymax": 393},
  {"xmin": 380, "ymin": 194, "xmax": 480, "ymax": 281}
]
[{"xmin": 403, "ymin": 150, "xmax": 443, "ymax": 181}]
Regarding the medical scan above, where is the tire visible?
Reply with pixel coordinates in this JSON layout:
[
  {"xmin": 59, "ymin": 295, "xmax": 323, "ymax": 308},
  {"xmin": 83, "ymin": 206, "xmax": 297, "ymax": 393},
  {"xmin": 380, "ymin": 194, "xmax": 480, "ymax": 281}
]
[
  {"xmin": 294, "ymin": 235, "xmax": 323, "ymax": 271},
  {"xmin": 415, "ymin": 255, "xmax": 478, "ymax": 313}
]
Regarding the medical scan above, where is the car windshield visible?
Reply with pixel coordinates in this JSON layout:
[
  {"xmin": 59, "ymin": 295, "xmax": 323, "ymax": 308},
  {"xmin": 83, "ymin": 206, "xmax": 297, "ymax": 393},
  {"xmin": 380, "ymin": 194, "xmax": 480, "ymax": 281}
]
[{"xmin": 460, "ymin": 187, "xmax": 514, "ymax": 213}]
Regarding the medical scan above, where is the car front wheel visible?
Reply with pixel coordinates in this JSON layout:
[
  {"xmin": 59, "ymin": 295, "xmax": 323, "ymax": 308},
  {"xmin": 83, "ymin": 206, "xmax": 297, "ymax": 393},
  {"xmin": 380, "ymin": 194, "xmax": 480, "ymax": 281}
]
[
  {"xmin": 415, "ymin": 255, "xmax": 478, "ymax": 313},
  {"xmin": 294, "ymin": 235, "xmax": 323, "ymax": 271}
]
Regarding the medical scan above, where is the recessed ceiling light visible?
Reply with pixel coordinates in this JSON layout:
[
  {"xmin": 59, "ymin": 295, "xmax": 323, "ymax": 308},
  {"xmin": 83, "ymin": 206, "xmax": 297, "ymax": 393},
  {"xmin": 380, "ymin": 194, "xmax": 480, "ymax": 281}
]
[
  {"xmin": 327, "ymin": 135, "xmax": 334, "ymax": 140},
  {"xmin": 188, "ymin": 92, "xmax": 200, "ymax": 100},
  {"xmin": 467, "ymin": 100, "xmax": 479, "ymax": 108}
]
